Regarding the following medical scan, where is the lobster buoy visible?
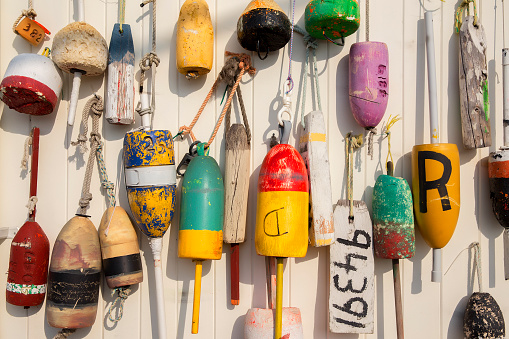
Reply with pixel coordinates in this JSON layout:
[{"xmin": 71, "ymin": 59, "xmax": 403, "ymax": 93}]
[
  {"xmin": 305, "ymin": 0, "xmax": 360, "ymax": 44},
  {"xmin": 237, "ymin": 0, "xmax": 291, "ymax": 59},
  {"xmin": 179, "ymin": 143, "xmax": 224, "ymax": 334},
  {"xmin": 0, "ymin": 53, "xmax": 63, "ymax": 115},
  {"xmin": 46, "ymin": 215, "xmax": 101, "ymax": 329},
  {"xmin": 6, "ymin": 127, "xmax": 50, "ymax": 307},
  {"xmin": 349, "ymin": 42, "xmax": 389, "ymax": 129},
  {"xmin": 255, "ymin": 144, "xmax": 309, "ymax": 258},
  {"xmin": 463, "ymin": 293, "xmax": 505, "ymax": 338},
  {"xmin": 176, "ymin": 0, "xmax": 214, "ymax": 79},
  {"xmin": 98, "ymin": 206, "xmax": 142, "ymax": 289},
  {"xmin": 489, "ymin": 149, "xmax": 509, "ymax": 228},
  {"xmin": 244, "ymin": 307, "xmax": 304, "ymax": 339},
  {"xmin": 123, "ymin": 130, "xmax": 177, "ymax": 238}
]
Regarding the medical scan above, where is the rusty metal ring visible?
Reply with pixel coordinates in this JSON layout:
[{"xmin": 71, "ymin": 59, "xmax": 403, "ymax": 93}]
[{"xmin": 322, "ymin": 30, "xmax": 345, "ymax": 46}]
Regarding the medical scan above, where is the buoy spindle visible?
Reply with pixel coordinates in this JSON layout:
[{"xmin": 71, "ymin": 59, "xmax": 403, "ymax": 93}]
[
  {"xmin": 149, "ymin": 237, "xmax": 167, "ymax": 339},
  {"xmin": 29, "ymin": 128, "xmax": 40, "ymax": 220},
  {"xmin": 68, "ymin": 72, "xmax": 82, "ymax": 126},
  {"xmin": 77, "ymin": 0, "xmax": 85, "ymax": 21},
  {"xmin": 503, "ymin": 48, "xmax": 509, "ymax": 146},
  {"xmin": 192, "ymin": 260, "xmax": 203, "ymax": 334},
  {"xmin": 275, "ymin": 258, "xmax": 284, "ymax": 339}
]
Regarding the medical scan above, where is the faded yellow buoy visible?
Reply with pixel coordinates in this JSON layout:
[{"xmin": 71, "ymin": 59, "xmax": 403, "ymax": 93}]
[{"xmin": 176, "ymin": 0, "xmax": 214, "ymax": 79}]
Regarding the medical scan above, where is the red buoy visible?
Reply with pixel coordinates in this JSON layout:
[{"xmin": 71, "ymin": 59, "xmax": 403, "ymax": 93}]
[{"xmin": 6, "ymin": 127, "xmax": 50, "ymax": 307}]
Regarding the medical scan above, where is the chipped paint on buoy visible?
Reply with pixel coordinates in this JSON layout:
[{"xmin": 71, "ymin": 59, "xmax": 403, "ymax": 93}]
[
  {"xmin": 463, "ymin": 292, "xmax": 505, "ymax": 339},
  {"xmin": 488, "ymin": 149, "xmax": 509, "ymax": 228},
  {"xmin": 244, "ymin": 307, "xmax": 304, "ymax": 339}
]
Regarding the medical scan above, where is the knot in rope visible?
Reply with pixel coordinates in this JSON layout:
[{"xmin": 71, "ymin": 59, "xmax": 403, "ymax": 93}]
[
  {"xmin": 294, "ymin": 25, "xmax": 318, "ymax": 50},
  {"xmin": 218, "ymin": 57, "xmax": 240, "ymax": 87},
  {"xmin": 79, "ymin": 192, "xmax": 93, "ymax": 209},
  {"xmin": 107, "ymin": 286, "xmax": 132, "ymax": 323},
  {"xmin": 12, "ymin": 8, "xmax": 38, "ymax": 34},
  {"xmin": 139, "ymin": 52, "xmax": 160, "ymax": 85},
  {"xmin": 89, "ymin": 131, "xmax": 102, "ymax": 145},
  {"xmin": 26, "ymin": 196, "xmax": 38, "ymax": 214},
  {"xmin": 53, "ymin": 329, "xmax": 76, "ymax": 339},
  {"xmin": 72, "ymin": 134, "xmax": 89, "ymax": 154},
  {"xmin": 366, "ymin": 127, "xmax": 377, "ymax": 160},
  {"xmin": 225, "ymin": 51, "xmax": 256, "ymax": 75},
  {"xmin": 21, "ymin": 134, "xmax": 33, "ymax": 170},
  {"xmin": 455, "ymin": 0, "xmax": 478, "ymax": 33}
]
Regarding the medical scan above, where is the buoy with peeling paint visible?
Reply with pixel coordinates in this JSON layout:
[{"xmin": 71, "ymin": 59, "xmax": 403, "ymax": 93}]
[
  {"xmin": 176, "ymin": 0, "xmax": 214, "ymax": 79},
  {"xmin": 237, "ymin": 0, "xmax": 291, "ymax": 60},
  {"xmin": 463, "ymin": 292, "xmax": 505, "ymax": 338},
  {"xmin": 0, "ymin": 51, "xmax": 62, "ymax": 116}
]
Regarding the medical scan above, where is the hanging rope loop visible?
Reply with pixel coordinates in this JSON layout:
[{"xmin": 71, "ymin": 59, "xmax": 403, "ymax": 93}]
[
  {"xmin": 382, "ymin": 114, "xmax": 401, "ymax": 172},
  {"xmin": 455, "ymin": 0, "xmax": 478, "ymax": 33},
  {"xmin": 346, "ymin": 132, "xmax": 363, "ymax": 223},
  {"xmin": 107, "ymin": 286, "xmax": 132, "ymax": 323},
  {"xmin": 366, "ymin": 127, "xmax": 377, "ymax": 160}
]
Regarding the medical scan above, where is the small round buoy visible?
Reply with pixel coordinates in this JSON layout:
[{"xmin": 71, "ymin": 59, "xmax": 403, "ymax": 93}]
[
  {"xmin": 463, "ymin": 292, "xmax": 505, "ymax": 339},
  {"xmin": 305, "ymin": 0, "xmax": 360, "ymax": 43},
  {"xmin": 237, "ymin": 0, "xmax": 291, "ymax": 59},
  {"xmin": 0, "ymin": 53, "xmax": 62, "ymax": 115}
]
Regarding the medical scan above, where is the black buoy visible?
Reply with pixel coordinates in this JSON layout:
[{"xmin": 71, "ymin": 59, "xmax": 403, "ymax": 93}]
[{"xmin": 463, "ymin": 292, "xmax": 505, "ymax": 339}]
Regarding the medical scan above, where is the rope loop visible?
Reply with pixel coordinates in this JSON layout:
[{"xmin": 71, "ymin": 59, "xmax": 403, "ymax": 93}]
[
  {"xmin": 366, "ymin": 127, "xmax": 377, "ymax": 160},
  {"xmin": 107, "ymin": 286, "xmax": 131, "ymax": 323},
  {"xmin": 12, "ymin": 8, "xmax": 38, "ymax": 35},
  {"xmin": 455, "ymin": 0, "xmax": 478, "ymax": 33}
]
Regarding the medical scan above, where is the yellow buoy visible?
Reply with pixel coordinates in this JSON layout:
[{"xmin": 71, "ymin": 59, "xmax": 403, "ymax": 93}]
[{"xmin": 176, "ymin": 0, "xmax": 214, "ymax": 80}]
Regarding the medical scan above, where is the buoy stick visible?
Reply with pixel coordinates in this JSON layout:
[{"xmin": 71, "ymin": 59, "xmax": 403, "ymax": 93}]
[
  {"xmin": 192, "ymin": 260, "xmax": 203, "ymax": 334},
  {"xmin": 503, "ymin": 48, "xmax": 509, "ymax": 146},
  {"xmin": 29, "ymin": 127, "xmax": 40, "ymax": 221},
  {"xmin": 77, "ymin": 0, "xmax": 85, "ymax": 21},
  {"xmin": 140, "ymin": 92, "xmax": 151, "ymax": 131},
  {"xmin": 392, "ymin": 259, "xmax": 404, "ymax": 339},
  {"xmin": 425, "ymin": 11, "xmax": 442, "ymax": 283},
  {"xmin": 275, "ymin": 257, "xmax": 284, "ymax": 339},
  {"xmin": 68, "ymin": 72, "xmax": 82, "ymax": 126},
  {"xmin": 230, "ymin": 243, "xmax": 240, "ymax": 305},
  {"xmin": 149, "ymin": 237, "xmax": 167, "ymax": 339}
]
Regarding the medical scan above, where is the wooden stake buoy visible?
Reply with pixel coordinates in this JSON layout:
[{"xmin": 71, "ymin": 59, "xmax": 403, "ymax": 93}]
[
  {"xmin": 0, "ymin": 52, "xmax": 63, "ymax": 115},
  {"xmin": 305, "ymin": 0, "xmax": 360, "ymax": 45},
  {"xmin": 176, "ymin": 0, "xmax": 214, "ymax": 79},
  {"xmin": 224, "ymin": 124, "xmax": 250, "ymax": 305},
  {"xmin": 349, "ymin": 42, "xmax": 389, "ymax": 129},
  {"xmin": 6, "ymin": 127, "xmax": 50, "ymax": 308},
  {"xmin": 98, "ymin": 206, "xmax": 142, "ymax": 289},
  {"xmin": 46, "ymin": 215, "xmax": 101, "ymax": 329},
  {"xmin": 179, "ymin": 143, "xmax": 224, "ymax": 334},
  {"xmin": 237, "ymin": 0, "xmax": 291, "ymax": 60}
]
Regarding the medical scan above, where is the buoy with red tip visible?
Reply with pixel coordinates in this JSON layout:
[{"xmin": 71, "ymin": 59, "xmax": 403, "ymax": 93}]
[
  {"xmin": 0, "ymin": 48, "xmax": 63, "ymax": 116},
  {"xmin": 178, "ymin": 142, "xmax": 224, "ymax": 334},
  {"xmin": 6, "ymin": 127, "xmax": 50, "ymax": 308}
]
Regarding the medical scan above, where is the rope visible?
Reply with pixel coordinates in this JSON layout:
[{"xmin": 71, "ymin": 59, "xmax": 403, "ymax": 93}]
[
  {"xmin": 294, "ymin": 25, "xmax": 321, "ymax": 129},
  {"xmin": 107, "ymin": 286, "xmax": 131, "ymax": 323},
  {"xmin": 455, "ymin": 0, "xmax": 478, "ymax": 33},
  {"xmin": 224, "ymin": 85, "xmax": 252, "ymax": 145},
  {"xmin": 382, "ymin": 115, "xmax": 401, "ymax": 172},
  {"xmin": 469, "ymin": 242, "xmax": 483, "ymax": 292},
  {"xmin": 71, "ymin": 95, "xmax": 104, "ymax": 215},
  {"xmin": 96, "ymin": 143, "xmax": 116, "ymax": 207},
  {"xmin": 53, "ymin": 329, "xmax": 76, "ymax": 339},
  {"xmin": 21, "ymin": 134, "xmax": 33, "ymax": 170},
  {"xmin": 12, "ymin": 0, "xmax": 37, "ymax": 34},
  {"xmin": 179, "ymin": 53, "xmax": 255, "ymax": 147},
  {"xmin": 367, "ymin": 128, "xmax": 376, "ymax": 159},
  {"xmin": 119, "ymin": 0, "xmax": 126, "ymax": 33},
  {"xmin": 285, "ymin": 0, "xmax": 297, "ymax": 92},
  {"xmin": 346, "ymin": 133, "xmax": 363, "ymax": 223}
]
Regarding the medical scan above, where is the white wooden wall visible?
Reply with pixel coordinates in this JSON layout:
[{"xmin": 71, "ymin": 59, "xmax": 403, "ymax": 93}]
[{"xmin": 0, "ymin": 0, "xmax": 508, "ymax": 338}]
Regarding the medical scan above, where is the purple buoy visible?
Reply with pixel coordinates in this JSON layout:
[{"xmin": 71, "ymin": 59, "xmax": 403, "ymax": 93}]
[{"xmin": 349, "ymin": 41, "xmax": 389, "ymax": 129}]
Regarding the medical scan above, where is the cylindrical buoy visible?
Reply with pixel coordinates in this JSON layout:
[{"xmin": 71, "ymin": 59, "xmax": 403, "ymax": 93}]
[
  {"xmin": 349, "ymin": 42, "xmax": 389, "ymax": 129},
  {"xmin": 123, "ymin": 130, "xmax": 177, "ymax": 238},
  {"xmin": 463, "ymin": 292, "xmax": 505, "ymax": 339},
  {"xmin": 489, "ymin": 150, "xmax": 509, "ymax": 228},
  {"xmin": 179, "ymin": 143, "xmax": 224, "ymax": 334},
  {"xmin": 411, "ymin": 143, "xmax": 460, "ymax": 250},
  {"xmin": 176, "ymin": 0, "xmax": 214, "ymax": 79},
  {"xmin": 98, "ymin": 206, "xmax": 142, "ymax": 289},
  {"xmin": 46, "ymin": 215, "xmax": 101, "ymax": 329},
  {"xmin": 0, "ymin": 53, "xmax": 63, "ymax": 115},
  {"xmin": 255, "ymin": 144, "xmax": 309, "ymax": 258},
  {"xmin": 305, "ymin": 0, "xmax": 360, "ymax": 43},
  {"xmin": 237, "ymin": 0, "xmax": 291, "ymax": 59},
  {"xmin": 244, "ymin": 307, "xmax": 304, "ymax": 339},
  {"xmin": 372, "ymin": 174, "xmax": 414, "ymax": 259}
]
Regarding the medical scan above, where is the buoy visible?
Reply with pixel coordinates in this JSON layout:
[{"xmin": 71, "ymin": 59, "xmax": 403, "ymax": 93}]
[
  {"xmin": 237, "ymin": 0, "xmax": 291, "ymax": 60},
  {"xmin": 98, "ymin": 206, "xmax": 142, "ymax": 289},
  {"xmin": 6, "ymin": 127, "xmax": 50, "ymax": 307},
  {"xmin": 349, "ymin": 42, "xmax": 389, "ymax": 129},
  {"xmin": 305, "ymin": 0, "xmax": 360, "ymax": 45},
  {"xmin": 179, "ymin": 142, "xmax": 224, "ymax": 334},
  {"xmin": 244, "ymin": 307, "xmax": 304, "ymax": 339},
  {"xmin": 52, "ymin": 0, "xmax": 108, "ymax": 126},
  {"xmin": 46, "ymin": 215, "xmax": 101, "ymax": 329},
  {"xmin": 106, "ymin": 22, "xmax": 135, "ymax": 125},
  {"xmin": 0, "ymin": 51, "xmax": 63, "ymax": 116},
  {"xmin": 176, "ymin": 0, "xmax": 214, "ymax": 79}
]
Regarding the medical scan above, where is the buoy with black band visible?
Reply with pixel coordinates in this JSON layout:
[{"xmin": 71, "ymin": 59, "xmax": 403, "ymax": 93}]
[{"xmin": 6, "ymin": 127, "xmax": 50, "ymax": 308}]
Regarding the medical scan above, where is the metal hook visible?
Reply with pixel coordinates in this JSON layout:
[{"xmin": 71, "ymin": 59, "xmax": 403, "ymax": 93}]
[
  {"xmin": 176, "ymin": 141, "xmax": 201, "ymax": 176},
  {"xmin": 277, "ymin": 80, "xmax": 293, "ymax": 126},
  {"xmin": 322, "ymin": 30, "xmax": 345, "ymax": 46},
  {"xmin": 256, "ymin": 40, "xmax": 270, "ymax": 60},
  {"xmin": 278, "ymin": 120, "xmax": 292, "ymax": 145}
]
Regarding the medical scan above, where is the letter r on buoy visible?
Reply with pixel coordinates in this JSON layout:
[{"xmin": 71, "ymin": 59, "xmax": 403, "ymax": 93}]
[{"xmin": 418, "ymin": 151, "xmax": 452, "ymax": 213}]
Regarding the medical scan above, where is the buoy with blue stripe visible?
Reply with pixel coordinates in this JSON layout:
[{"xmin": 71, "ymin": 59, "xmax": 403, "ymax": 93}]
[{"xmin": 179, "ymin": 142, "xmax": 224, "ymax": 334}]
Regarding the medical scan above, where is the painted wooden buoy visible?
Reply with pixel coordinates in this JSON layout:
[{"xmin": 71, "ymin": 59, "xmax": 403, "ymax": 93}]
[
  {"xmin": 237, "ymin": 0, "xmax": 291, "ymax": 59},
  {"xmin": 463, "ymin": 292, "xmax": 505, "ymax": 338},
  {"xmin": 298, "ymin": 111, "xmax": 334, "ymax": 247},
  {"xmin": 52, "ymin": 0, "xmax": 108, "ymax": 125},
  {"xmin": 176, "ymin": 0, "xmax": 214, "ymax": 79},
  {"xmin": 106, "ymin": 23, "xmax": 135, "ymax": 125},
  {"xmin": 6, "ymin": 127, "xmax": 50, "ymax": 307},
  {"xmin": 223, "ymin": 124, "xmax": 250, "ymax": 305},
  {"xmin": 123, "ymin": 130, "xmax": 176, "ymax": 238},
  {"xmin": 244, "ymin": 308, "xmax": 304, "ymax": 339},
  {"xmin": 458, "ymin": 16, "xmax": 491, "ymax": 149},
  {"xmin": 98, "ymin": 206, "xmax": 142, "ymax": 289},
  {"xmin": 349, "ymin": 42, "xmax": 389, "ymax": 129},
  {"xmin": 305, "ymin": 0, "xmax": 360, "ymax": 44},
  {"xmin": 179, "ymin": 143, "xmax": 224, "ymax": 334},
  {"xmin": 0, "ymin": 53, "xmax": 63, "ymax": 115},
  {"xmin": 46, "ymin": 215, "xmax": 101, "ymax": 329}
]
